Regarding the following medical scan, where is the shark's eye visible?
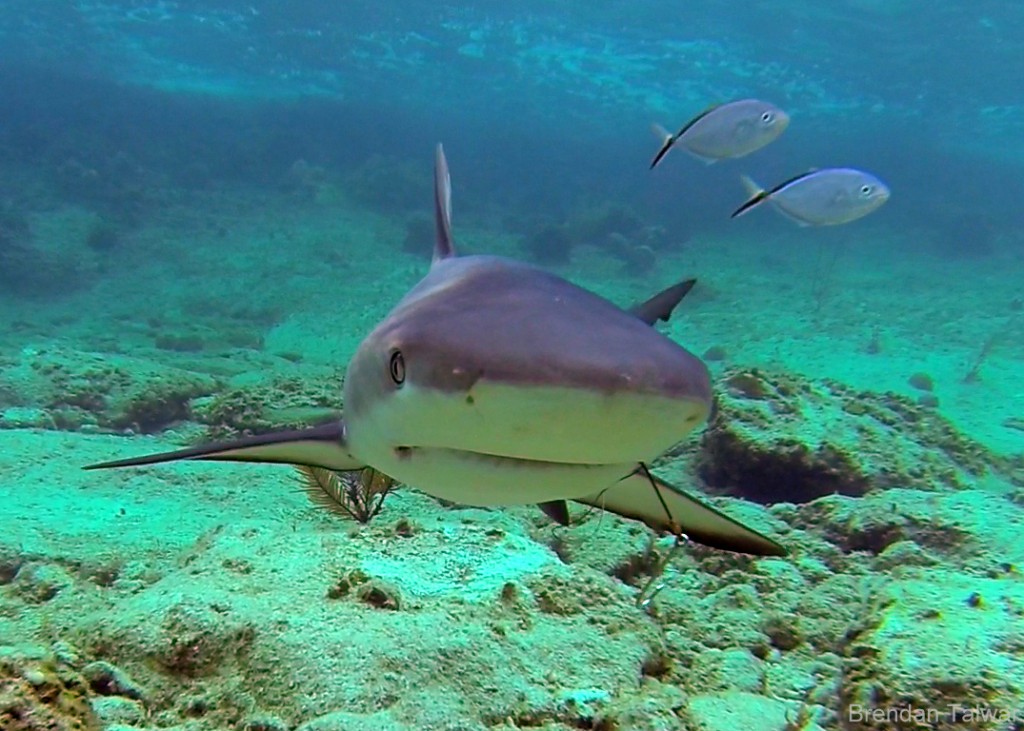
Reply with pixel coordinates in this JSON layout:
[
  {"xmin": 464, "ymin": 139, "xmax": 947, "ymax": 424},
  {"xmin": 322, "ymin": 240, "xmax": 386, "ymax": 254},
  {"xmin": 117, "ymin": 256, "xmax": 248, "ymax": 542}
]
[{"xmin": 389, "ymin": 350, "xmax": 406, "ymax": 385}]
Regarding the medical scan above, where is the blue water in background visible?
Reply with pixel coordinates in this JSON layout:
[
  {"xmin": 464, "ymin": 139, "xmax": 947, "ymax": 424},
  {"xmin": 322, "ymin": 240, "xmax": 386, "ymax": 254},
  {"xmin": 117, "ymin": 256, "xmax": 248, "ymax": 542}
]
[{"xmin": 1, "ymin": 0, "xmax": 1021, "ymax": 249}]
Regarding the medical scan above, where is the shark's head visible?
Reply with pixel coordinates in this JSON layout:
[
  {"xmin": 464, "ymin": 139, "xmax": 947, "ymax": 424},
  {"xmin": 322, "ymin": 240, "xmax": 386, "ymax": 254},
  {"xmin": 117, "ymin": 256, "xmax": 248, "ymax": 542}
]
[
  {"xmin": 343, "ymin": 256, "xmax": 711, "ymax": 472},
  {"xmin": 340, "ymin": 146, "xmax": 712, "ymax": 502}
]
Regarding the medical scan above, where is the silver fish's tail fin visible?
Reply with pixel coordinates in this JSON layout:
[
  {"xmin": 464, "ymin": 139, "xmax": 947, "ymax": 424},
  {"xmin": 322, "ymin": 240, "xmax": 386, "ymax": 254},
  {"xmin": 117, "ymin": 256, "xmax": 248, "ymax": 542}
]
[
  {"xmin": 651, "ymin": 122, "xmax": 672, "ymax": 141},
  {"xmin": 575, "ymin": 467, "xmax": 786, "ymax": 556},
  {"xmin": 732, "ymin": 175, "xmax": 770, "ymax": 219},
  {"xmin": 740, "ymin": 174, "xmax": 764, "ymax": 198},
  {"xmin": 649, "ymin": 123, "xmax": 676, "ymax": 169},
  {"xmin": 83, "ymin": 422, "xmax": 365, "ymax": 472},
  {"xmin": 433, "ymin": 143, "xmax": 456, "ymax": 262}
]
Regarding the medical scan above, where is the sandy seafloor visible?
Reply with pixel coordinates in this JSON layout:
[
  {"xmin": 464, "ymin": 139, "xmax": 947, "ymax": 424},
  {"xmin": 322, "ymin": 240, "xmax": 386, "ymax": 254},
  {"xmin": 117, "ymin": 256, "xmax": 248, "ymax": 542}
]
[{"xmin": 1, "ymin": 172, "xmax": 1023, "ymax": 731}]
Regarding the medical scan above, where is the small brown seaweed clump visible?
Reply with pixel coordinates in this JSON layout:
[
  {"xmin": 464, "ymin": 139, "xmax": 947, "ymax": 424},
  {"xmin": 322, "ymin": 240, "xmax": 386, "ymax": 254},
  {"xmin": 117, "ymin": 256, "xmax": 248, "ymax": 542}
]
[
  {"xmin": 0, "ymin": 649, "xmax": 101, "ymax": 731},
  {"xmin": 295, "ymin": 465, "xmax": 395, "ymax": 523}
]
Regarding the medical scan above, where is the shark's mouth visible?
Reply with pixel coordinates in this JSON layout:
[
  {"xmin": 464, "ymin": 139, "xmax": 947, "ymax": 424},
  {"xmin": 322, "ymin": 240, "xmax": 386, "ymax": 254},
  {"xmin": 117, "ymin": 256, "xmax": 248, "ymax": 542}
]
[
  {"xmin": 393, "ymin": 445, "xmax": 614, "ymax": 470},
  {"xmin": 383, "ymin": 444, "xmax": 633, "ymax": 506}
]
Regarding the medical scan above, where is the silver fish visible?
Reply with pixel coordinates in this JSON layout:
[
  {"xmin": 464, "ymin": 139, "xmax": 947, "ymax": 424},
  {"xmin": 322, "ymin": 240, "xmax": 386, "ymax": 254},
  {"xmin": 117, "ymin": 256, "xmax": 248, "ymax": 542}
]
[
  {"xmin": 650, "ymin": 98, "xmax": 790, "ymax": 168},
  {"xmin": 732, "ymin": 168, "xmax": 890, "ymax": 226}
]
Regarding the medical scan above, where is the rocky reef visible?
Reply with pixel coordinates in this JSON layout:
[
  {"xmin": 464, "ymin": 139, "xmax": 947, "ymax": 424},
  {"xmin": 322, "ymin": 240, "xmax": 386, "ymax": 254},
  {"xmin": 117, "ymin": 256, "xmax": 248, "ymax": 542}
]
[
  {"xmin": 0, "ymin": 645, "xmax": 100, "ymax": 731},
  {"xmin": 0, "ymin": 345, "xmax": 340, "ymax": 437},
  {"xmin": 667, "ymin": 367, "xmax": 1022, "ymax": 505},
  {"xmin": 520, "ymin": 202, "xmax": 683, "ymax": 275},
  {"xmin": 1, "ymin": 352, "xmax": 1023, "ymax": 730}
]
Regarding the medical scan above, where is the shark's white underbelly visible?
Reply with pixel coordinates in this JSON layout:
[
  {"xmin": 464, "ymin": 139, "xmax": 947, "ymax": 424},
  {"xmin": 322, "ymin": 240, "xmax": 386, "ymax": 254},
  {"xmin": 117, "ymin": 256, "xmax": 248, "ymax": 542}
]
[{"xmin": 374, "ymin": 447, "xmax": 633, "ymax": 506}]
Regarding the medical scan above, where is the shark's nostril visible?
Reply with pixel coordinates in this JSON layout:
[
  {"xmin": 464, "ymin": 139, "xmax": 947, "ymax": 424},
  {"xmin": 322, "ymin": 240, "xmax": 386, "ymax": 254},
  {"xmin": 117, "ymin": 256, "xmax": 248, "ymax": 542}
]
[{"xmin": 394, "ymin": 446, "xmax": 413, "ymax": 460}]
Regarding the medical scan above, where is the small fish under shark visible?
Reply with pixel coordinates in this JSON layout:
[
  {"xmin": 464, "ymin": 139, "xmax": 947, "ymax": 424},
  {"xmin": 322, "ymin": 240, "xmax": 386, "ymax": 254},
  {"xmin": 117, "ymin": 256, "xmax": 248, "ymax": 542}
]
[
  {"xmin": 85, "ymin": 144, "xmax": 784, "ymax": 558},
  {"xmin": 650, "ymin": 98, "xmax": 790, "ymax": 169}
]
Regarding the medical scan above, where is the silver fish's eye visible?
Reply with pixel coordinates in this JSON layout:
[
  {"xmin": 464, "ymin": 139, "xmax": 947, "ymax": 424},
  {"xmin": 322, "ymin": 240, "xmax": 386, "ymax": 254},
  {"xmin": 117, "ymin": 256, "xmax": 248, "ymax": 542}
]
[
  {"xmin": 761, "ymin": 111, "xmax": 774, "ymax": 123},
  {"xmin": 389, "ymin": 350, "xmax": 406, "ymax": 385},
  {"xmin": 860, "ymin": 184, "xmax": 873, "ymax": 196}
]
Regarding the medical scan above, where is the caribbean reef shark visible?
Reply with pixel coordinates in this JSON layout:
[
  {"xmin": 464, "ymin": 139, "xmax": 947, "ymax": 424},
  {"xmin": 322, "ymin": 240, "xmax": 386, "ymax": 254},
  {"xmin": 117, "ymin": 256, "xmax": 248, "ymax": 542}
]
[{"xmin": 86, "ymin": 145, "xmax": 784, "ymax": 558}]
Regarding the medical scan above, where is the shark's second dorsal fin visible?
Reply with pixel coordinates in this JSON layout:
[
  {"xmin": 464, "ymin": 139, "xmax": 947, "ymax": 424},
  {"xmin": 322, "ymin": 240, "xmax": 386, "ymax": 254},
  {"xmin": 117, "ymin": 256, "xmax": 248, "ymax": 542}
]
[
  {"xmin": 433, "ymin": 143, "xmax": 456, "ymax": 262},
  {"xmin": 630, "ymin": 278, "xmax": 697, "ymax": 325}
]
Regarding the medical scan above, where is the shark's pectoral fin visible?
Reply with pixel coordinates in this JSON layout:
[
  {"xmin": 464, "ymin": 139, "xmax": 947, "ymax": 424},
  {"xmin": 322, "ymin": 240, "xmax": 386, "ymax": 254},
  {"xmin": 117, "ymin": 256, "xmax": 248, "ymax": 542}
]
[
  {"xmin": 538, "ymin": 499, "xmax": 571, "ymax": 526},
  {"xmin": 83, "ymin": 422, "xmax": 364, "ymax": 472},
  {"xmin": 629, "ymin": 278, "xmax": 697, "ymax": 325},
  {"xmin": 575, "ymin": 468, "xmax": 786, "ymax": 557}
]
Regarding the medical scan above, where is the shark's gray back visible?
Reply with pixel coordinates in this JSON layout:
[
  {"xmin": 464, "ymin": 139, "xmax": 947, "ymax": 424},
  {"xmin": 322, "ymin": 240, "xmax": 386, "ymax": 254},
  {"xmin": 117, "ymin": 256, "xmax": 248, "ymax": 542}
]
[{"xmin": 369, "ymin": 254, "xmax": 712, "ymax": 402}]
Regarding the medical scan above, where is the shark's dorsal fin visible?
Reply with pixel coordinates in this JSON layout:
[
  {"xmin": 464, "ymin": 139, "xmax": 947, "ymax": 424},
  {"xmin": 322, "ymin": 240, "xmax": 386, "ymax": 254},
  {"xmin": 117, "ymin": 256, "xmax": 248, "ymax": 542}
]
[
  {"xmin": 433, "ymin": 143, "xmax": 456, "ymax": 262},
  {"xmin": 629, "ymin": 278, "xmax": 697, "ymax": 325}
]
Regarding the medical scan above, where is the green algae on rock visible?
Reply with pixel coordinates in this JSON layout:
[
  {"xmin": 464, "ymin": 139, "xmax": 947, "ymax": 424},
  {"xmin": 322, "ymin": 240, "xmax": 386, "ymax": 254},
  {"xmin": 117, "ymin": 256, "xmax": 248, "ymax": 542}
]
[
  {"xmin": 189, "ymin": 375, "xmax": 342, "ymax": 439},
  {"xmin": 684, "ymin": 367, "xmax": 1015, "ymax": 504},
  {"xmin": 0, "ymin": 345, "xmax": 345, "ymax": 438}
]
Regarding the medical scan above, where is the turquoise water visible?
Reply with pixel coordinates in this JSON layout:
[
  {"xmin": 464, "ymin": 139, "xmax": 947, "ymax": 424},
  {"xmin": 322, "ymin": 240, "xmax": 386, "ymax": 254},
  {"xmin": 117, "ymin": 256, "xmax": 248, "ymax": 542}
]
[{"xmin": 1, "ymin": 3, "xmax": 1022, "ymax": 730}]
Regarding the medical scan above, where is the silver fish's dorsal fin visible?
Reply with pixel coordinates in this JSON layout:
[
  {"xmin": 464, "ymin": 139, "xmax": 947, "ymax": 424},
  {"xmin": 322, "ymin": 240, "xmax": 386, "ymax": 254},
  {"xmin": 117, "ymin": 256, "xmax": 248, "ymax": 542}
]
[{"xmin": 433, "ymin": 143, "xmax": 456, "ymax": 262}]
